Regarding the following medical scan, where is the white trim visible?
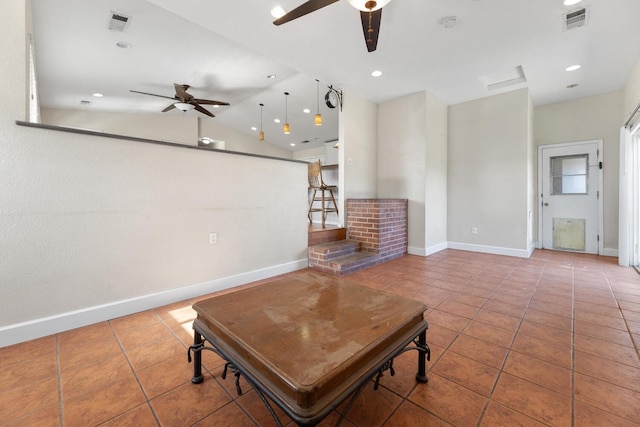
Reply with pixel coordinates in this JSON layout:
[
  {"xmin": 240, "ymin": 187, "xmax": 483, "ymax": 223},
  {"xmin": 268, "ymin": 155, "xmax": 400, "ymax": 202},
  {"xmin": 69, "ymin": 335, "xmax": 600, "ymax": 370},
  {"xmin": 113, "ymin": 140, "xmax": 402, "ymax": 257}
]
[
  {"xmin": 408, "ymin": 242, "xmax": 448, "ymax": 257},
  {"xmin": 603, "ymin": 248, "xmax": 619, "ymax": 257},
  {"xmin": 537, "ymin": 140, "xmax": 604, "ymax": 255},
  {"xmin": 447, "ymin": 242, "xmax": 535, "ymax": 258},
  {"xmin": 0, "ymin": 259, "xmax": 308, "ymax": 348}
]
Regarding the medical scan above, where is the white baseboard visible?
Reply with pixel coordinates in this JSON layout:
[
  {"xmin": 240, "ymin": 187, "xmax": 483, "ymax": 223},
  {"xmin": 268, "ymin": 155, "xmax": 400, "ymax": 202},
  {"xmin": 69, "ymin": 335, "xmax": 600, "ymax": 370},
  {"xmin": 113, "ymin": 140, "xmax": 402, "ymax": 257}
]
[
  {"xmin": 447, "ymin": 242, "xmax": 534, "ymax": 258},
  {"xmin": 603, "ymin": 248, "xmax": 619, "ymax": 257},
  {"xmin": 0, "ymin": 259, "xmax": 308, "ymax": 348},
  {"xmin": 408, "ymin": 242, "xmax": 448, "ymax": 257}
]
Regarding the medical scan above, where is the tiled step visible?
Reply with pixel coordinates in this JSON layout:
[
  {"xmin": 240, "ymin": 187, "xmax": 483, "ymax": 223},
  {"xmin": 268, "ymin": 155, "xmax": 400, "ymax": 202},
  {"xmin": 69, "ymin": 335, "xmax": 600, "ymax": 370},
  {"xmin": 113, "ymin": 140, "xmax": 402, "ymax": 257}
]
[
  {"xmin": 309, "ymin": 239, "xmax": 381, "ymax": 276},
  {"xmin": 308, "ymin": 226, "xmax": 346, "ymax": 246},
  {"xmin": 309, "ymin": 240, "xmax": 361, "ymax": 261},
  {"xmin": 310, "ymin": 251, "xmax": 381, "ymax": 276}
]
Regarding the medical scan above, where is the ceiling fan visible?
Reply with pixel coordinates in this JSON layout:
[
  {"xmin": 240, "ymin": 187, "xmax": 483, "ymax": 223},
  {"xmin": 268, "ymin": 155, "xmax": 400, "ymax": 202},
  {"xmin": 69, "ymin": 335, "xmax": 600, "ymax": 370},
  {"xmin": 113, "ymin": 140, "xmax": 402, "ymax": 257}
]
[
  {"xmin": 273, "ymin": 0, "xmax": 391, "ymax": 52},
  {"xmin": 129, "ymin": 83, "xmax": 230, "ymax": 117}
]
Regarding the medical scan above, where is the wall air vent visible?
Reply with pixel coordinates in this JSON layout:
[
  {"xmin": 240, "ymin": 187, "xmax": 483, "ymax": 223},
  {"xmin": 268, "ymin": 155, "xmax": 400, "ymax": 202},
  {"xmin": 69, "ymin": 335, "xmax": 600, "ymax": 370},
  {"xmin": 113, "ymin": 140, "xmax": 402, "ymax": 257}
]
[
  {"xmin": 564, "ymin": 7, "xmax": 589, "ymax": 31},
  {"xmin": 108, "ymin": 12, "xmax": 131, "ymax": 32}
]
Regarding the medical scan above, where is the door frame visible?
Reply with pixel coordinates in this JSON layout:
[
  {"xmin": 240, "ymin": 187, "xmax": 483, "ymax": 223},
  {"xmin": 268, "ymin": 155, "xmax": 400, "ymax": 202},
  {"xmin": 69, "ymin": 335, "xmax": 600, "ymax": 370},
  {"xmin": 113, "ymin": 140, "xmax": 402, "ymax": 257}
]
[{"xmin": 537, "ymin": 140, "xmax": 604, "ymax": 254}]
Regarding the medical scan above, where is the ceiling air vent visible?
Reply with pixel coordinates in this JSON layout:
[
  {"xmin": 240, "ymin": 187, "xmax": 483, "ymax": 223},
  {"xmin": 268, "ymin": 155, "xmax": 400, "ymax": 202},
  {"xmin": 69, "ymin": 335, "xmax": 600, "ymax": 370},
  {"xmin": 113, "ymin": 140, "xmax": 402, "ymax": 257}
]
[
  {"xmin": 564, "ymin": 7, "xmax": 589, "ymax": 31},
  {"xmin": 80, "ymin": 100, "xmax": 91, "ymax": 106},
  {"xmin": 107, "ymin": 12, "xmax": 131, "ymax": 32}
]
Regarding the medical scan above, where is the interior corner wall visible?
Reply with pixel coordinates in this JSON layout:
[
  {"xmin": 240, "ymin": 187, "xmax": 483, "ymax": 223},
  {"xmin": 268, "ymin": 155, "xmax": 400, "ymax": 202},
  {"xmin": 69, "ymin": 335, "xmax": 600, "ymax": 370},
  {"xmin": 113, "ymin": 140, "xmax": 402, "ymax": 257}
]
[
  {"xmin": 534, "ymin": 91, "xmax": 623, "ymax": 253},
  {"xmin": 448, "ymin": 89, "xmax": 531, "ymax": 254},
  {"xmin": 340, "ymin": 89, "xmax": 378, "ymax": 209},
  {"xmin": 378, "ymin": 91, "xmax": 447, "ymax": 255},
  {"xmin": 527, "ymin": 94, "xmax": 536, "ymax": 249}
]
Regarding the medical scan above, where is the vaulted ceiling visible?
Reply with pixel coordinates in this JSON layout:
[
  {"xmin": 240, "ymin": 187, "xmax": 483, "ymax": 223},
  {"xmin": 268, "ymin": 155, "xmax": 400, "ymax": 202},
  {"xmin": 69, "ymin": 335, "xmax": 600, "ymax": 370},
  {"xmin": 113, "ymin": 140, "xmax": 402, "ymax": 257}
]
[{"xmin": 32, "ymin": 0, "xmax": 640, "ymax": 151}]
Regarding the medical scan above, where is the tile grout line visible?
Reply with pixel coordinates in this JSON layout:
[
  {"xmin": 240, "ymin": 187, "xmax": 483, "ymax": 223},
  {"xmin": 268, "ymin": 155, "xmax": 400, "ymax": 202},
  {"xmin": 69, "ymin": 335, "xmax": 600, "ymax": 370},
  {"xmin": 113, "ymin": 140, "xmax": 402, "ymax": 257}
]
[
  {"xmin": 106, "ymin": 320, "xmax": 162, "ymax": 427},
  {"xmin": 56, "ymin": 334, "xmax": 65, "ymax": 427},
  {"xmin": 570, "ymin": 256, "xmax": 576, "ymax": 427},
  {"xmin": 475, "ymin": 255, "xmax": 547, "ymax": 426}
]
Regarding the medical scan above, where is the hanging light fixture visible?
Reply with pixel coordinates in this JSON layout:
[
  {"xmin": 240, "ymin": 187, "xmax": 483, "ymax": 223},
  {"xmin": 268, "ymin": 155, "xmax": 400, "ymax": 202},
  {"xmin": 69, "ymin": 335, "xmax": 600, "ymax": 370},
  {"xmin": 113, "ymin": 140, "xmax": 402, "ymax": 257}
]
[
  {"xmin": 283, "ymin": 92, "xmax": 290, "ymax": 134},
  {"xmin": 258, "ymin": 103, "xmax": 265, "ymax": 141},
  {"xmin": 315, "ymin": 79, "xmax": 322, "ymax": 126}
]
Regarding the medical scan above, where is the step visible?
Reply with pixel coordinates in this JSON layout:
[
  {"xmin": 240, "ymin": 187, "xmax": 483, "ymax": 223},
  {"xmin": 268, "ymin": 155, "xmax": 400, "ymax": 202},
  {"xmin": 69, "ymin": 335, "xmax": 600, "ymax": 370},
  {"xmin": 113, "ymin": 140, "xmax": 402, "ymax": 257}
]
[
  {"xmin": 308, "ymin": 226, "xmax": 346, "ymax": 246},
  {"xmin": 310, "ymin": 251, "xmax": 381, "ymax": 276},
  {"xmin": 309, "ymin": 240, "xmax": 361, "ymax": 261}
]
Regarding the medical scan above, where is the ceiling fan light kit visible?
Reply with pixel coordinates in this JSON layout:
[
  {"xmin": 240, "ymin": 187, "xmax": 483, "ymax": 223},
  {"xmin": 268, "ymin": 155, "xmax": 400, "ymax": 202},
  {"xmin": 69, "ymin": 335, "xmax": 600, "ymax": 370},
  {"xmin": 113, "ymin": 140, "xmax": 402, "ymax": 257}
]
[
  {"xmin": 174, "ymin": 102, "xmax": 195, "ymax": 112},
  {"xmin": 129, "ymin": 83, "xmax": 229, "ymax": 117},
  {"xmin": 346, "ymin": 0, "xmax": 390, "ymax": 12}
]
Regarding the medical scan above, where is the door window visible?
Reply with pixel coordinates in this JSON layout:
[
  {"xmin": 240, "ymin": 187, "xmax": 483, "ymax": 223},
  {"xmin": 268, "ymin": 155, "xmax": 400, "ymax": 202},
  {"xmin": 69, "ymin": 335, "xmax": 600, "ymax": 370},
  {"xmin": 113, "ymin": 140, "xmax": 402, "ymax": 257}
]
[{"xmin": 551, "ymin": 155, "xmax": 588, "ymax": 195}]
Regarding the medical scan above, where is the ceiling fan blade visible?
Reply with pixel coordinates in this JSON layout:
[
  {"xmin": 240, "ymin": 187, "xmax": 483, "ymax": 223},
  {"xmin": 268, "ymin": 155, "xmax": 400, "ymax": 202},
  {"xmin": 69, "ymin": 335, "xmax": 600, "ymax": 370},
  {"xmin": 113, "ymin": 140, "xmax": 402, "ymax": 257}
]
[
  {"xmin": 173, "ymin": 83, "xmax": 193, "ymax": 101},
  {"xmin": 273, "ymin": 0, "xmax": 340, "ymax": 25},
  {"xmin": 194, "ymin": 99, "xmax": 230, "ymax": 106},
  {"xmin": 130, "ymin": 90, "xmax": 176, "ymax": 101},
  {"xmin": 193, "ymin": 103, "xmax": 215, "ymax": 117},
  {"xmin": 360, "ymin": 8, "xmax": 382, "ymax": 52},
  {"xmin": 161, "ymin": 103, "xmax": 176, "ymax": 112}
]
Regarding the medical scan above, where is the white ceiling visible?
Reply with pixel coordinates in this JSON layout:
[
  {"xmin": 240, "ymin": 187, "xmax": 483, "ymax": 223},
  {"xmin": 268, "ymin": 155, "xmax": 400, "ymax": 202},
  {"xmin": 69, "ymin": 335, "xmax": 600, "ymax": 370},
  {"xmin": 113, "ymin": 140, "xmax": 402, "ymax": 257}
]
[{"xmin": 32, "ymin": 0, "xmax": 640, "ymax": 152}]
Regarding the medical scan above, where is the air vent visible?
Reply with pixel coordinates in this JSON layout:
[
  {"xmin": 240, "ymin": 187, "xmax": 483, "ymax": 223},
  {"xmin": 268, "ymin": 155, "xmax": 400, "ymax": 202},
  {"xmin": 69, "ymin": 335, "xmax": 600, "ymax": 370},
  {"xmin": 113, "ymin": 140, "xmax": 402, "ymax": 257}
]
[
  {"xmin": 478, "ymin": 66, "xmax": 527, "ymax": 91},
  {"xmin": 108, "ymin": 12, "xmax": 131, "ymax": 32},
  {"xmin": 80, "ymin": 100, "xmax": 91, "ymax": 105},
  {"xmin": 564, "ymin": 7, "xmax": 588, "ymax": 31}
]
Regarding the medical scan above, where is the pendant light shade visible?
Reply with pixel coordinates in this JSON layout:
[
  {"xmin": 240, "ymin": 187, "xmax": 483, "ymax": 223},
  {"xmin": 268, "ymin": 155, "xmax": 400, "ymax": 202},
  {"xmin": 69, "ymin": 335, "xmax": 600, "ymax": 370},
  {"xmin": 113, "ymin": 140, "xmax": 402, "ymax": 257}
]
[
  {"xmin": 315, "ymin": 79, "xmax": 322, "ymax": 126},
  {"xmin": 283, "ymin": 92, "xmax": 290, "ymax": 134},
  {"xmin": 346, "ymin": 0, "xmax": 391, "ymax": 12},
  {"xmin": 258, "ymin": 103, "xmax": 265, "ymax": 141}
]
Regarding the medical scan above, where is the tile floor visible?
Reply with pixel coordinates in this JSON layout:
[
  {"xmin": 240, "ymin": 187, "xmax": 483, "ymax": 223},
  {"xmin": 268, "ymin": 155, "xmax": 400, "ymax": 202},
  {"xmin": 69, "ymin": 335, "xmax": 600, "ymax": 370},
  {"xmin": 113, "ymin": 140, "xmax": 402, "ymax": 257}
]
[{"xmin": 1, "ymin": 249, "xmax": 640, "ymax": 426}]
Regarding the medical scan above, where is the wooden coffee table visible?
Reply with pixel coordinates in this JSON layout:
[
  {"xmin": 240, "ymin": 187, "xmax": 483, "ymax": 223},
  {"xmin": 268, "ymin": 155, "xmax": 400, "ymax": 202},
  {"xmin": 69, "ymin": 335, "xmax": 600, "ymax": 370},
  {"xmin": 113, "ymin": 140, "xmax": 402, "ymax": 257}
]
[{"xmin": 189, "ymin": 272, "xmax": 430, "ymax": 426}]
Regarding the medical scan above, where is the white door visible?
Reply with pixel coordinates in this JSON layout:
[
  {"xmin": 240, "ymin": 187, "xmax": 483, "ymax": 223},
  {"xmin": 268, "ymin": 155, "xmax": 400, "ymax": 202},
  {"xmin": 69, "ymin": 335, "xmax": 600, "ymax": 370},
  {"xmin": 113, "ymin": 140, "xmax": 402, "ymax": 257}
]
[{"xmin": 539, "ymin": 141, "xmax": 602, "ymax": 254}]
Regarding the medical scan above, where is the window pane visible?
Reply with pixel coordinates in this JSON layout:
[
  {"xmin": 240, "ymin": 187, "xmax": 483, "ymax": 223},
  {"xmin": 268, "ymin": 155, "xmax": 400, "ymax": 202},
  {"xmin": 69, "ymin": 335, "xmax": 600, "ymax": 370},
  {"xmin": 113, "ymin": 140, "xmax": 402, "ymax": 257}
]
[{"xmin": 550, "ymin": 155, "xmax": 588, "ymax": 195}]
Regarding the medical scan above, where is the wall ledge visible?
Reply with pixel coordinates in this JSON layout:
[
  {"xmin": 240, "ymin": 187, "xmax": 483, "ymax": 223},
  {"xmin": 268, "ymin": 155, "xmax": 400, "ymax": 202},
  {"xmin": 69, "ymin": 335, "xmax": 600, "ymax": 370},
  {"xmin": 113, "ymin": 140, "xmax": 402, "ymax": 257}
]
[{"xmin": 15, "ymin": 121, "xmax": 306, "ymax": 164}]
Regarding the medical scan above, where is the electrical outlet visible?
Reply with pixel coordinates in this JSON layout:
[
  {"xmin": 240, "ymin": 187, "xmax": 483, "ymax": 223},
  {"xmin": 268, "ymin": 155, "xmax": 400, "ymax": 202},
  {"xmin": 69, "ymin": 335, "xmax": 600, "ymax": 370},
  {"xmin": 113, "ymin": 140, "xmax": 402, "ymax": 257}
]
[
  {"xmin": 209, "ymin": 232, "xmax": 218, "ymax": 244},
  {"xmin": 471, "ymin": 227, "xmax": 478, "ymax": 235}
]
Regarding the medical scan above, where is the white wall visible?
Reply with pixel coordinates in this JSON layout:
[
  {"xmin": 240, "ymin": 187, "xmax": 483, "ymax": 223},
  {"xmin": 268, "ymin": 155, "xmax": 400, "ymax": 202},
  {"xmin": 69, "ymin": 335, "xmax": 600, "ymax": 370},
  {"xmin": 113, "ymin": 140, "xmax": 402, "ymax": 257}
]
[
  {"xmin": 339, "ymin": 90, "xmax": 378, "ymax": 224},
  {"xmin": 534, "ymin": 91, "xmax": 623, "ymax": 253},
  {"xmin": 1, "ymin": 1, "xmax": 308, "ymax": 346},
  {"xmin": 40, "ymin": 108, "xmax": 293, "ymax": 159},
  {"xmin": 199, "ymin": 119, "xmax": 292, "ymax": 158},
  {"xmin": 624, "ymin": 58, "xmax": 640, "ymax": 127},
  {"xmin": 448, "ymin": 89, "xmax": 532, "ymax": 256},
  {"xmin": 378, "ymin": 91, "xmax": 447, "ymax": 255},
  {"xmin": 41, "ymin": 108, "xmax": 198, "ymax": 145}
]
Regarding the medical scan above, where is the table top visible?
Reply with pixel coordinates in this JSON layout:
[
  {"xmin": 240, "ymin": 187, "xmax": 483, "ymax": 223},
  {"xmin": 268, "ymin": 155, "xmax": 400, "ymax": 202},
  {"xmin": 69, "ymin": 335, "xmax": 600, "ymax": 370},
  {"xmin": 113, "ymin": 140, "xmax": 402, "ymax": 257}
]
[{"xmin": 193, "ymin": 271, "xmax": 427, "ymax": 419}]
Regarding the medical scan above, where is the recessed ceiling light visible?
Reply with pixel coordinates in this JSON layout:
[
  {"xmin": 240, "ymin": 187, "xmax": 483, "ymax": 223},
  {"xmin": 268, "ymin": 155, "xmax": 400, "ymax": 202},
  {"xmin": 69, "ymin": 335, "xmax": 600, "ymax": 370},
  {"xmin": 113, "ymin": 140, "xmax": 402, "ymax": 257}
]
[
  {"xmin": 565, "ymin": 64, "xmax": 581, "ymax": 71},
  {"xmin": 251, "ymin": 126, "xmax": 257, "ymax": 131},
  {"xmin": 274, "ymin": 118, "xmax": 281, "ymax": 123},
  {"xmin": 271, "ymin": 6, "xmax": 286, "ymax": 19},
  {"xmin": 563, "ymin": 0, "xmax": 582, "ymax": 5},
  {"xmin": 92, "ymin": 93, "xmax": 103, "ymax": 97},
  {"xmin": 303, "ymin": 108, "xmax": 310, "ymax": 114},
  {"xmin": 566, "ymin": 83, "xmax": 579, "ymax": 89},
  {"xmin": 213, "ymin": 105, "xmax": 220, "ymax": 108},
  {"xmin": 290, "ymin": 143, "xmax": 296, "ymax": 147},
  {"xmin": 267, "ymin": 74, "xmax": 277, "ymax": 79},
  {"xmin": 371, "ymin": 70, "xmax": 383, "ymax": 77},
  {"xmin": 115, "ymin": 41, "xmax": 132, "ymax": 49}
]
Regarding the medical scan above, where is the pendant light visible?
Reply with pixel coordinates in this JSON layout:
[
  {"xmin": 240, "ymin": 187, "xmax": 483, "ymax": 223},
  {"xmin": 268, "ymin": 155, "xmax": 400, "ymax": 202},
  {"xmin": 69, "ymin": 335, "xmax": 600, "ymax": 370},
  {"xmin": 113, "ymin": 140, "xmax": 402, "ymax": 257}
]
[
  {"xmin": 258, "ymin": 103, "xmax": 265, "ymax": 141},
  {"xmin": 283, "ymin": 92, "xmax": 290, "ymax": 134},
  {"xmin": 315, "ymin": 79, "xmax": 322, "ymax": 126}
]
